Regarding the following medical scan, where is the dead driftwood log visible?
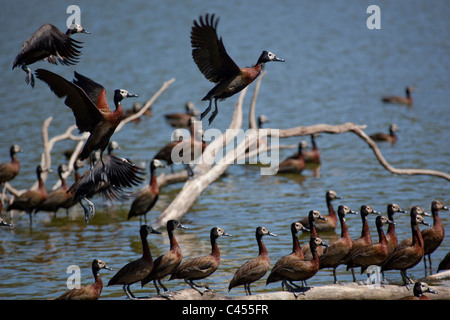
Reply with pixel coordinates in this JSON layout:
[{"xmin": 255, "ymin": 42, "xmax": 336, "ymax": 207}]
[
  {"xmin": 145, "ymin": 281, "xmax": 450, "ymax": 300},
  {"xmin": 152, "ymin": 72, "xmax": 450, "ymax": 229}
]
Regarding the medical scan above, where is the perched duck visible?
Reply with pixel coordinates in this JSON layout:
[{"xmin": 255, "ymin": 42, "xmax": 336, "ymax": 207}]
[
  {"xmin": 228, "ymin": 226, "xmax": 277, "ymax": 295},
  {"xmin": 266, "ymin": 237, "xmax": 327, "ymax": 293},
  {"xmin": 319, "ymin": 205, "xmax": 358, "ymax": 283},
  {"xmin": 35, "ymin": 164, "xmax": 72, "ymax": 217},
  {"xmin": 7, "ymin": 165, "xmax": 49, "ymax": 226},
  {"xmin": 345, "ymin": 216, "xmax": 394, "ymax": 279},
  {"xmin": 0, "ymin": 145, "xmax": 22, "ymax": 188},
  {"xmin": 164, "ymin": 102, "xmax": 199, "ymax": 127},
  {"xmin": 399, "ymin": 200, "xmax": 448, "ymax": 271},
  {"xmin": 35, "ymin": 69, "xmax": 137, "ymax": 177},
  {"xmin": 266, "ymin": 222, "xmax": 309, "ymax": 291},
  {"xmin": 370, "ymin": 124, "xmax": 399, "ymax": 143},
  {"xmin": 153, "ymin": 129, "xmax": 184, "ymax": 172},
  {"xmin": 170, "ymin": 227, "xmax": 232, "ymax": 294},
  {"xmin": 127, "ymin": 159, "xmax": 164, "ymax": 225},
  {"xmin": 343, "ymin": 205, "xmax": 380, "ymax": 281},
  {"xmin": 382, "ymin": 86, "xmax": 414, "ymax": 105},
  {"xmin": 141, "ymin": 220, "xmax": 188, "ymax": 297},
  {"xmin": 257, "ymin": 115, "xmax": 269, "ymax": 129},
  {"xmin": 13, "ymin": 23, "xmax": 89, "ymax": 87},
  {"xmin": 399, "ymin": 282, "xmax": 437, "ymax": 300},
  {"xmin": 56, "ymin": 259, "xmax": 112, "ymax": 300},
  {"xmin": 69, "ymin": 155, "xmax": 144, "ymax": 222},
  {"xmin": 277, "ymin": 141, "xmax": 307, "ymax": 174},
  {"xmin": 381, "ymin": 207, "xmax": 429, "ymax": 285},
  {"xmin": 299, "ymin": 190, "xmax": 341, "ymax": 232},
  {"xmin": 108, "ymin": 225, "xmax": 161, "ymax": 300},
  {"xmin": 191, "ymin": 13, "xmax": 284, "ymax": 124},
  {"xmin": 384, "ymin": 204, "xmax": 407, "ymax": 254}
]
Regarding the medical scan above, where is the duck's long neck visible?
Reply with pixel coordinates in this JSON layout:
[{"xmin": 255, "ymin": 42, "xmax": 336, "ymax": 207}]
[
  {"xmin": 431, "ymin": 207, "xmax": 443, "ymax": 229},
  {"xmin": 92, "ymin": 267, "xmax": 103, "ymax": 290},
  {"xmin": 210, "ymin": 235, "xmax": 220, "ymax": 259},
  {"xmin": 149, "ymin": 165, "xmax": 159, "ymax": 194},
  {"xmin": 327, "ymin": 198, "xmax": 336, "ymax": 220},
  {"xmin": 387, "ymin": 211, "xmax": 396, "ymax": 237},
  {"xmin": 257, "ymin": 235, "xmax": 268, "ymax": 258},
  {"xmin": 339, "ymin": 214, "xmax": 350, "ymax": 238},
  {"xmin": 113, "ymin": 98, "xmax": 125, "ymax": 120},
  {"xmin": 142, "ymin": 234, "xmax": 152, "ymax": 262},
  {"xmin": 292, "ymin": 230, "xmax": 303, "ymax": 257},
  {"xmin": 361, "ymin": 215, "xmax": 371, "ymax": 242},
  {"xmin": 377, "ymin": 223, "xmax": 387, "ymax": 244},
  {"xmin": 168, "ymin": 228, "xmax": 180, "ymax": 252},
  {"xmin": 411, "ymin": 220, "xmax": 423, "ymax": 248},
  {"xmin": 38, "ymin": 172, "xmax": 47, "ymax": 197},
  {"xmin": 309, "ymin": 219, "xmax": 318, "ymax": 238}
]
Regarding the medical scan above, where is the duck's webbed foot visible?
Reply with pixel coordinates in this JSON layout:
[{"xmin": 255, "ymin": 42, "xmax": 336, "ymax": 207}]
[
  {"xmin": 23, "ymin": 65, "xmax": 34, "ymax": 88},
  {"xmin": 80, "ymin": 197, "xmax": 95, "ymax": 223}
]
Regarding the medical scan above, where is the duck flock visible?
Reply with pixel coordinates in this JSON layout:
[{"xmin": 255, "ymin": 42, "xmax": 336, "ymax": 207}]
[{"xmin": 1, "ymin": 12, "xmax": 448, "ymax": 301}]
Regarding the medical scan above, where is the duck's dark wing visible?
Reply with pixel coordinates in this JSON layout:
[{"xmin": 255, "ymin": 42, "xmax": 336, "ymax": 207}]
[
  {"xmin": 73, "ymin": 71, "xmax": 110, "ymax": 112},
  {"xmin": 35, "ymin": 69, "xmax": 102, "ymax": 133},
  {"xmin": 13, "ymin": 24, "xmax": 82, "ymax": 68},
  {"xmin": 191, "ymin": 14, "xmax": 241, "ymax": 83}
]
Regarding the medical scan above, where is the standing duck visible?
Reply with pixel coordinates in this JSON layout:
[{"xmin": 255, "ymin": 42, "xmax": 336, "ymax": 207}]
[
  {"xmin": 319, "ymin": 205, "xmax": 358, "ymax": 283},
  {"xmin": 399, "ymin": 200, "xmax": 448, "ymax": 271},
  {"xmin": 56, "ymin": 259, "xmax": 112, "ymax": 300},
  {"xmin": 12, "ymin": 23, "xmax": 89, "ymax": 88},
  {"xmin": 153, "ymin": 129, "xmax": 184, "ymax": 172},
  {"xmin": 228, "ymin": 226, "xmax": 277, "ymax": 295},
  {"xmin": 191, "ymin": 13, "xmax": 284, "ymax": 124},
  {"xmin": 141, "ymin": 220, "xmax": 188, "ymax": 297},
  {"xmin": 345, "ymin": 215, "xmax": 394, "ymax": 280},
  {"xmin": 382, "ymin": 86, "xmax": 414, "ymax": 105},
  {"xmin": 35, "ymin": 164, "xmax": 72, "ymax": 217},
  {"xmin": 370, "ymin": 124, "xmax": 399, "ymax": 143},
  {"xmin": 266, "ymin": 237, "xmax": 327, "ymax": 294},
  {"xmin": 384, "ymin": 204, "xmax": 407, "ymax": 254},
  {"xmin": 0, "ymin": 145, "xmax": 22, "ymax": 202},
  {"xmin": 299, "ymin": 190, "xmax": 341, "ymax": 232},
  {"xmin": 301, "ymin": 210, "xmax": 327, "ymax": 259},
  {"xmin": 108, "ymin": 225, "xmax": 161, "ymax": 300},
  {"xmin": 170, "ymin": 227, "xmax": 232, "ymax": 294},
  {"xmin": 127, "ymin": 159, "xmax": 164, "ymax": 225},
  {"xmin": 7, "ymin": 165, "xmax": 48, "ymax": 226},
  {"xmin": 35, "ymin": 69, "xmax": 138, "ymax": 178},
  {"xmin": 266, "ymin": 222, "xmax": 309, "ymax": 291},
  {"xmin": 381, "ymin": 207, "xmax": 429, "ymax": 285},
  {"xmin": 303, "ymin": 134, "xmax": 321, "ymax": 164}
]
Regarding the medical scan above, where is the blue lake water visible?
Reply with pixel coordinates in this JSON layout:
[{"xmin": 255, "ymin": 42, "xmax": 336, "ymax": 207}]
[{"xmin": 0, "ymin": 0, "xmax": 448, "ymax": 299}]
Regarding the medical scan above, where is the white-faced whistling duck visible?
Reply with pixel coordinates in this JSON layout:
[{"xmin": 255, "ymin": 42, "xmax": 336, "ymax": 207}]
[
  {"xmin": 164, "ymin": 102, "xmax": 199, "ymax": 128},
  {"xmin": 399, "ymin": 282, "xmax": 437, "ymax": 300},
  {"xmin": 12, "ymin": 23, "xmax": 89, "ymax": 88},
  {"xmin": 319, "ymin": 205, "xmax": 358, "ymax": 284},
  {"xmin": 258, "ymin": 115, "xmax": 268, "ymax": 128},
  {"xmin": 369, "ymin": 123, "xmax": 399, "ymax": 143},
  {"xmin": 266, "ymin": 237, "xmax": 327, "ymax": 295},
  {"xmin": 399, "ymin": 200, "xmax": 448, "ymax": 271},
  {"xmin": 382, "ymin": 86, "xmax": 414, "ymax": 105},
  {"xmin": 277, "ymin": 140, "xmax": 307, "ymax": 174},
  {"xmin": 0, "ymin": 216, "xmax": 13, "ymax": 228},
  {"xmin": 303, "ymin": 134, "xmax": 321, "ymax": 164},
  {"xmin": 228, "ymin": 226, "xmax": 277, "ymax": 296},
  {"xmin": 69, "ymin": 155, "xmax": 144, "ymax": 223},
  {"xmin": 153, "ymin": 129, "xmax": 184, "ymax": 172},
  {"xmin": 345, "ymin": 215, "xmax": 394, "ymax": 281},
  {"xmin": 35, "ymin": 69, "xmax": 138, "ymax": 180},
  {"xmin": 437, "ymin": 252, "xmax": 450, "ymax": 273},
  {"xmin": 299, "ymin": 190, "xmax": 340, "ymax": 232},
  {"xmin": 170, "ymin": 227, "xmax": 232, "ymax": 294},
  {"xmin": 141, "ymin": 220, "xmax": 188, "ymax": 297},
  {"xmin": 127, "ymin": 159, "xmax": 164, "ymax": 225},
  {"xmin": 56, "ymin": 259, "xmax": 112, "ymax": 300},
  {"xmin": 381, "ymin": 206, "xmax": 429, "ymax": 285},
  {"xmin": 0, "ymin": 145, "xmax": 22, "ymax": 187},
  {"xmin": 35, "ymin": 164, "xmax": 72, "ymax": 218},
  {"xmin": 190, "ymin": 13, "xmax": 285, "ymax": 125},
  {"xmin": 301, "ymin": 210, "xmax": 327, "ymax": 260},
  {"xmin": 342, "ymin": 205, "xmax": 380, "ymax": 281},
  {"xmin": 266, "ymin": 222, "xmax": 309, "ymax": 291},
  {"xmin": 7, "ymin": 165, "xmax": 49, "ymax": 226},
  {"xmin": 107, "ymin": 225, "xmax": 161, "ymax": 300}
]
